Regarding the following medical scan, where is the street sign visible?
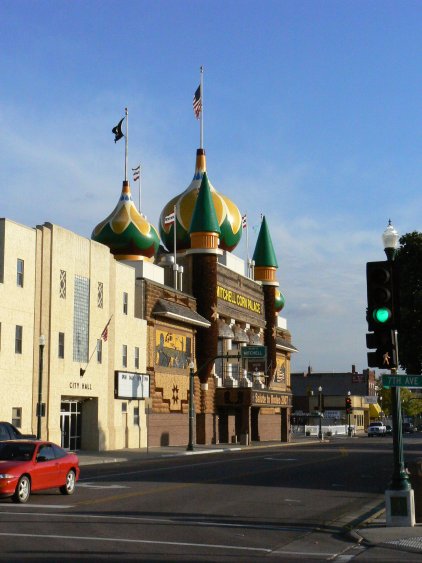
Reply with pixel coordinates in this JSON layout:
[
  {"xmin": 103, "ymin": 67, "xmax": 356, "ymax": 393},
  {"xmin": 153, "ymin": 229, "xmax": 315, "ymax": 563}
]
[
  {"xmin": 382, "ymin": 374, "xmax": 422, "ymax": 389},
  {"xmin": 241, "ymin": 345, "xmax": 266, "ymax": 359}
]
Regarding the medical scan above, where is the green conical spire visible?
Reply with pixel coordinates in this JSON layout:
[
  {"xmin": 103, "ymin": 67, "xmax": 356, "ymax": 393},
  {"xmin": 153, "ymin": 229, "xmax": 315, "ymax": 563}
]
[
  {"xmin": 189, "ymin": 172, "xmax": 221, "ymax": 235},
  {"xmin": 252, "ymin": 216, "xmax": 278, "ymax": 268}
]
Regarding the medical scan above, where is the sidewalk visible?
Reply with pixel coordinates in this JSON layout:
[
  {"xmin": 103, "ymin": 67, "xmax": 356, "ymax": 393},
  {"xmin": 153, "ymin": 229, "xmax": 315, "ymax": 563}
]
[
  {"xmin": 352, "ymin": 507, "xmax": 422, "ymax": 555},
  {"xmin": 76, "ymin": 437, "xmax": 422, "ymax": 555}
]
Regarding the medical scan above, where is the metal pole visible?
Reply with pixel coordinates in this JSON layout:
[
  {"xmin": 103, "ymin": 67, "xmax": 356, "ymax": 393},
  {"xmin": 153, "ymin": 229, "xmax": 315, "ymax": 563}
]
[
  {"xmin": 390, "ymin": 330, "xmax": 410, "ymax": 490},
  {"xmin": 318, "ymin": 387, "xmax": 323, "ymax": 440},
  {"xmin": 37, "ymin": 336, "xmax": 45, "ymax": 439},
  {"xmin": 187, "ymin": 363, "xmax": 195, "ymax": 451}
]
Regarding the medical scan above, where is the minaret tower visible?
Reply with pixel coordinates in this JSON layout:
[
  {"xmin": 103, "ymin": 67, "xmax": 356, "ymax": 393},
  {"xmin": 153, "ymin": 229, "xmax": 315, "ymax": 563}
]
[
  {"xmin": 186, "ymin": 171, "xmax": 221, "ymax": 443},
  {"xmin": 252, "ymin": 216, "xmax": 279, "ymax": 384}
]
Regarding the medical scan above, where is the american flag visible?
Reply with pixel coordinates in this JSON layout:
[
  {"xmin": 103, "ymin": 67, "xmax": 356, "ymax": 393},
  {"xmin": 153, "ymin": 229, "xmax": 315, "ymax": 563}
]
[
  {"xmin": 164, "ymin": 211, "xmax": 175, "ymax": 225},
  {"xmin": 132, "ymin": 165, "xmax": 140, "ymax": 182},
  {"xmin": 101, "ymin": 318, "xmax": 112, "ymax": 342},
  {"xmin": 242, "ymin": 214, "xmax": 247, "ymax": 229},
  {"xmin": 193, "ymin": 85, "xmax": 202, "ymax": 119}
]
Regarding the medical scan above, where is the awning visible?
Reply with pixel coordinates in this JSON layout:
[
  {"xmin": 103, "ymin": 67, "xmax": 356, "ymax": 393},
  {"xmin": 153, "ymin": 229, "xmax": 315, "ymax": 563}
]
[
  {"xmin": 152, "ymin": 299, "xmax": 211, "ymax": 328},
  {"xmin": 369, "ymin": 403, "xmax": 382, "ymax": 417}
]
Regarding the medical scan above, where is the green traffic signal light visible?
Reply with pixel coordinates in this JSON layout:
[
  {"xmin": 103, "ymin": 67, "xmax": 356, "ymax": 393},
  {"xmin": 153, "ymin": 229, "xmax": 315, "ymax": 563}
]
[{"xmin": 373, "ymin": 307, "xmax": 392, "ymax": 324}]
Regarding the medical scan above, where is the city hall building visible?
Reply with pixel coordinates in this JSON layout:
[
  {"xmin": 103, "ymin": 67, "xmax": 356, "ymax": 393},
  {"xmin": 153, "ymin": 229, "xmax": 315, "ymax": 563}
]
[{"xmin": 0, "ymin": 144, "xmax": 296, "ymax": 450}]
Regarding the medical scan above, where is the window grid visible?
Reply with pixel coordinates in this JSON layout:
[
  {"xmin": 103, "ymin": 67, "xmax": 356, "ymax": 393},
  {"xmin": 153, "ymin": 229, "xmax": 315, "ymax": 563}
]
[
  {"xmin": 58, "ymin": 332, "xmax": 65, "ymax": 359},
  {"xmin": 97, "ymin": 339, "xmax": 102, "ymax": 364},
  {"xmin": 123, "ymin": 292, "xmax": 128, "ymax": 315},
  {"xmin": 134, "ymin": 347, "xmax": 139, "ymax": 369},
  {"xmin": 122, "ymin": 344, "xmax": 127, "ymax": 368},
  {"xmin": 17, "ymin": 259, "xmax": 24, "ymax": 287},
  {"xmin": 12, "ymin": 407, "xmax": 22, "ymax": 428},
  {"xmin": 73, "ymin": 276, "xmax": 90, "ymax": 363},
  {"xmin": 133, "ymin": 407, "xmax": 139, "ymax": 425},
  {"xmin": 15, "ymin": 325, "xmax": 23, "ymax": 354}
]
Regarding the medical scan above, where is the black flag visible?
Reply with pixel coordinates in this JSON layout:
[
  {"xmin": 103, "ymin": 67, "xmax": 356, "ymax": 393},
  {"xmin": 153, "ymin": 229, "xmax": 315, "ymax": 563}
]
[{"xmin": 112, "ymin": 118, "xmax": 124, "ymax": 143}]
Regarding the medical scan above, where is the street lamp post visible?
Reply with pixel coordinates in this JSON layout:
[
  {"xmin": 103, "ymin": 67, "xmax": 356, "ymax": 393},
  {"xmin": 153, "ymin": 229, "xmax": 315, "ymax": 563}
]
[
  {"xmin": 347, "ymin": 390, "xmax": 352, "ymax": 437},
  {"xmin": 37, "ymin": 335, "xmax": 46, "ymax": 439},
  {"xmin": 318, "ymin": 386, "xmax": 323, "ymax": 440},
  {"xmin": 382, "ymin": 221, "xmax": 410, "ymax": 492},
  {"xmin": 187, "ymin": 361, "xmax": 195, "ymax": 452}
]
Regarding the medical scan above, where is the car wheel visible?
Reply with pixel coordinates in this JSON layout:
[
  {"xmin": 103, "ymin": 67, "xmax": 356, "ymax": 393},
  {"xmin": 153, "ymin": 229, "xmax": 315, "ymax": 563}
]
[
  {"xmin": 60, "ymin": 470, "xmax": 76, "ymax": 495},
  {"xmin": 13, "ymin": 475, "xmax": 31, "ymax": 504}
]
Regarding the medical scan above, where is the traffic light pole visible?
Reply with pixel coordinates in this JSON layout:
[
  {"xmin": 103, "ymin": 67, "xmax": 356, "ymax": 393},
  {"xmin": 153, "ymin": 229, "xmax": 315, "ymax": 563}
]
[{"xmin": 390, "ymin": 331, "xmax": 410, "ymax": 491}]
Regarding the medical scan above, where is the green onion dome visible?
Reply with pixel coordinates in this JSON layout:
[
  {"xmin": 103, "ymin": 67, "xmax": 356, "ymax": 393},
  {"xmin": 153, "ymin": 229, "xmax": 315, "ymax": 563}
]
[
  {"xmin": 159, "ymin": 148, "xmax": 242, "ymax": 252},
  {"xmin": 92, "ymin": 180, "xmax": 160, "ymax": 261},
  {"xmin": 275, "ymin": 289, "xmax": 285, "ymax": 312}
]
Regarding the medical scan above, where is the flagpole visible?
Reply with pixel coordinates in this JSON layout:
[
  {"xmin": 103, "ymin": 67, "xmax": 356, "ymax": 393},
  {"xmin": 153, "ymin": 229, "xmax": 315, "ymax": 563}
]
[
  {"xmin": 200, "ymin": 66, "xmax": 204, "ymax": 149},
  {"xmin": 246, "ymin": 219, "xmax": 250, "ymax": 277},
  {"xmin": 173, "ymin": 204, "xmax": 178, "ymax": 289},
  {"xmin": 124, "ymin": 107, "xmax": 128, "ymax": 182},
  {"xmin": 139, "ymin": 165, "xmax": 141, "ymax": 211}
]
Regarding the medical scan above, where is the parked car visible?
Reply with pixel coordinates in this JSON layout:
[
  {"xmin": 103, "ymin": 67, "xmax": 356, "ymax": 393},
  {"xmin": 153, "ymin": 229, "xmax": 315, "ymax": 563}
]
[
  {"xmin": 367, "ymin": 421, "xmax": 387, "ymax": 437},
  {"xmin": 0, "ymin": 422, "xmax": 36, "ymax": 441},
  {"xmin": 385, "ymin": 424, "xmax": 392, "ymax": 435},
  {"xmin": 0, "ymin": 440, "xmax": 80, "ymax": 503},
  {"xmin": 402, "ymin": 422, "xmax": 415, "ymax": 434}
]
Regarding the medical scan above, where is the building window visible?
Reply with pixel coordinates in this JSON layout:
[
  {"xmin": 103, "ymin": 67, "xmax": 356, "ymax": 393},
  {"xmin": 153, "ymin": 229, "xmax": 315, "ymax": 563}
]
[
  {"xmin": 73, "ymin": 275, "xmax": 90, "ymax": 363},
  {"xmin": 122, "ymin": 402, "xmax": 127, "ymax": 414},
  {"xmin": 97, "ymin": 282, "xmax": 103, "ymax": 308},
  {"xmin": 122, "ymin": 345, "xmax": 127, "ymax": 368},
  {"xmin": 58, "ymin": 332, "xmax": 65, "ymax": 359},
  {"xmin": 134, "ymin": 346, "xmax": 139, "ymax": 369},
  {"xmin": 123, "ymin": 292, "xmax": 128, "ymax": 315},
  {"xmin": 133, "ymin": 406, "xmax": 139, "ymax": 425},
  {"xmin": 15, "ymin": 325, "xmax": 23, "ymax": 354},
  {"xmin": 97, "ymin": 339, "xmax": 102, "ymax": 363},
  {"xmin": 60, "ymin": 270, "xmax": 66, "ymax": 299},
  {"xmin": 12, "ymin": 407, "xmax": 22, "ymax": 428},
  {"xmin": 17, "ymin": 259, "xmax": 24, "ymax": 287}
]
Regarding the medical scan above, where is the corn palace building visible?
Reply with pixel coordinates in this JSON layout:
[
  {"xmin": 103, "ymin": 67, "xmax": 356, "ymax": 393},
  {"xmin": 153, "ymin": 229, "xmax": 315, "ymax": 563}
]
[{"xmin": 0, "ymin": 145, "xmax": 297, "ymax": 450}]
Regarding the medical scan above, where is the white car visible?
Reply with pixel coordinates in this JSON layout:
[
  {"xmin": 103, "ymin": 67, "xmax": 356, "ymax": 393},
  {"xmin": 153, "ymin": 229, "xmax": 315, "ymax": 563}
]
[{"xmin": 367, "ymin": 421, "xmax": 386, "ymax": 437}]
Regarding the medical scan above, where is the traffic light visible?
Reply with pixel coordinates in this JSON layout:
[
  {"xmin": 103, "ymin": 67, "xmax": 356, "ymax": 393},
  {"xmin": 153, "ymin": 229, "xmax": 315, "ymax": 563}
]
[
  {"xmin": 366, "ymin": 261, "xmax": 399, "ymax": 331},
  {"xmin": 345, "ymin": 396, "xmax": 352, "ymax": 415},
  {"xmin": 366, "ymin": 329, "xmax": 398, "ymax": 369}
]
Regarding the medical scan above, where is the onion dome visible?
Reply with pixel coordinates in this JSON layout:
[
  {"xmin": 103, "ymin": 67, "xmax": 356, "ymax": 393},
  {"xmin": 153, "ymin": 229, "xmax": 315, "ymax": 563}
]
[
  {"xmin": 91, "ymin": 180, "xmax": 160, "ymax": 261},
  {"xmin": 189, "ymin": 172, "xmax": 220, "ymax": 250},
  {"xmin": 159, "ymin": 148, "xmax": 242, "ymax": 252},
  {"xmin": 275, "ymin": 289, "xmax": 285, "ymax": 312},
  {"xmin": 253, "ymin": 216, "xmax": 279, "ymax": 284}
]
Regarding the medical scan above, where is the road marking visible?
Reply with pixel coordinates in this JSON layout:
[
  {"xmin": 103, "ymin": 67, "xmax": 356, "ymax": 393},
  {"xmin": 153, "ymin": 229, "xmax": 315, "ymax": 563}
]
[
  {"xmin": 0, "ymin": 504, "xmax": 73, "ymax": 509},
  {"xmin": 0, "ymin": 532, "xmax": 272, "ymax": 553},
  {"xmin": 0, "ymin": 510, "xmax": 314, "ymax": 532},
  {"xmin": 77, "ymin": 483, "xmax": 129, "ymax": 489},
  {"xmin": 265, "ymin": 457, "xmax": 297, "ymax": 461},
  {"xmin": 284, "ymin": 499, "xmax": 302, "ymax": 503}
]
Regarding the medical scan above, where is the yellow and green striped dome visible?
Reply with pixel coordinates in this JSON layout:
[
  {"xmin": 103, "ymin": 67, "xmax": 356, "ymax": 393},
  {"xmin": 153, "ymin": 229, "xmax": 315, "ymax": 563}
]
[
  {"xmin": 159, "ymin": 149, "xmax": 242, "ymax": 252},
  {"xmin": 92, "ymin": 181, "xmax": 160, "ymax": 261}
]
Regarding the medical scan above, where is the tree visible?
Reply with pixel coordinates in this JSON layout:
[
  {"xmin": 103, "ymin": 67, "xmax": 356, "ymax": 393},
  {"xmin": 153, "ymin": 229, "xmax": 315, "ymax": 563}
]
[
  {"xmin": 379, "ymin": 387, "xmax": 422, "ymax": 418},
  {"xmin": 396, "ymin": 232, "xmax": 422, "ymax": 374}
]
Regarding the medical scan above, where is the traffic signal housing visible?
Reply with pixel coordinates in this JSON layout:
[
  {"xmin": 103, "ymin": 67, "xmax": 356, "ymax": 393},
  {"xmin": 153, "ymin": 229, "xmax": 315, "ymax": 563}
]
[
  {"xmin": 366, "ymin": 261, "xmax": 399, "ymax": 332},
  {"xmin": 366, "ymin": 329, "xmax": 398, "ymax": 370},
  {"xmin": 345, "ymin": 396, "xmax": 352, "ymax": 415}
]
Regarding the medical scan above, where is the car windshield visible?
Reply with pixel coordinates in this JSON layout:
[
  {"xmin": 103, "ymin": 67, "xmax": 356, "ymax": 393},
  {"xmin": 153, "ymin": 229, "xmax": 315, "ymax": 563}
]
[{"xmin": 0, "ymin": 443, "xmax": 35, "ymax": 461}]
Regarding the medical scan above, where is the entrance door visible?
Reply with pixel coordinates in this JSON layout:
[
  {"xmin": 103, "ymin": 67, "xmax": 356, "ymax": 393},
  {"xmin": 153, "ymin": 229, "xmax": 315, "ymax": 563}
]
[{"xmin": 60, "ymin": 401, "xmax": 82, "ymax": 450}]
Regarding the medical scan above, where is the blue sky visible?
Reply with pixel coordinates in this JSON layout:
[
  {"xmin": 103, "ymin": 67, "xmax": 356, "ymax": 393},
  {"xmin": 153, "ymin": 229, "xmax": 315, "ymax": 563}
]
[{"xmin": 1, "ymin": 1, "xmax": 421, "ymax": 374}]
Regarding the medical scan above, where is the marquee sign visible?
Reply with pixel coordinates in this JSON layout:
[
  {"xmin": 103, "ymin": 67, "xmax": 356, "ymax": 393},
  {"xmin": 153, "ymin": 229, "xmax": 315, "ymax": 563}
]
[{"xmin": 217, "ymin": 285, "xmax": 262, "ymax": 314}]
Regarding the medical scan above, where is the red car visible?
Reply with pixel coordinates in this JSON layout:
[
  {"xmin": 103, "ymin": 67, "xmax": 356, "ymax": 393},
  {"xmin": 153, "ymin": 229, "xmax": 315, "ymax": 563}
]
[{"xmin": 0, "ymin": 440, "xmax": 80, "ymax": 503}]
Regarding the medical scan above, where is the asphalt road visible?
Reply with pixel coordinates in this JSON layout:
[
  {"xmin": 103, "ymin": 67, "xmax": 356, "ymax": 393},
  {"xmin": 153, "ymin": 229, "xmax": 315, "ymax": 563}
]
[{"xmin": 0, "ymin": 434, "xmax": 420, "ymax": 562}]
